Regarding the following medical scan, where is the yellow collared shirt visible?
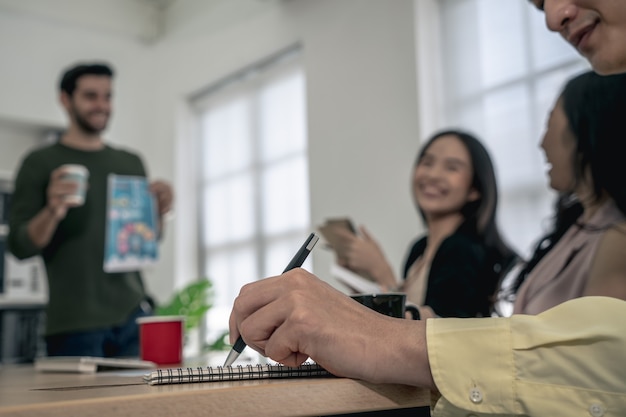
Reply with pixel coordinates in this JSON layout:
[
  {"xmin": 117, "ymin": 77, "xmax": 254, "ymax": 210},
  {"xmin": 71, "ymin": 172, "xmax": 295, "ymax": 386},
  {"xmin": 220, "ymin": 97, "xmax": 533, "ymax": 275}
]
[{"xmin": 428, "ymin": 296, "xmax": 626, "ymax": 417}]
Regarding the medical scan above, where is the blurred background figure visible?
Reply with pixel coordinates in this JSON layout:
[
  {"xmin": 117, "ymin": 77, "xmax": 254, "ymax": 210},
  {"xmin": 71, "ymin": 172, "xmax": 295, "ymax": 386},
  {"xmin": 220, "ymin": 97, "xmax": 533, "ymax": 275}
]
[
  {"xmin": 8, "ymin": 62, "xmax": 173, "ymax": 358},
  {"xmin": 329, "ymin": 130, "xmax": 517, "ymax": 319},
  {"xmin": 499, "ymin": 70, "xmax": 626, "ymax": 315}
]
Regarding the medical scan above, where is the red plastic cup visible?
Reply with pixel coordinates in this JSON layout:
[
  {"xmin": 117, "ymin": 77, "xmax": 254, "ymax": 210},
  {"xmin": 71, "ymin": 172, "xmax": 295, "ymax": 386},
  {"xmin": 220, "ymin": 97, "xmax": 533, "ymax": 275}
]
[{"xmin": 136, "ymin": 316, "xmax": 184, "ymax": 365}]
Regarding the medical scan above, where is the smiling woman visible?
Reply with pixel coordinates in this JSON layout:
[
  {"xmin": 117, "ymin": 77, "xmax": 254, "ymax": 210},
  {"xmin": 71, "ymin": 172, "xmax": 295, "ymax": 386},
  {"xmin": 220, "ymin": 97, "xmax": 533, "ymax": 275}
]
[
  {"xmin": 418, "ymin": 0, "xmax": 591, "ymax": 263},
  {"xmin": 328, "ymin": 130, "xmax": 517, "ymax": 319},
  {"xmin": 412, "ymin": 135, "xmax": 480, "ymax": 222},
  {"xmin": 510, "ymin": 70, "xmax": 626, "ymax": 315},
  {"xmin": 538, "ymin": 96, "xmax": 578, "ymax": 192}
]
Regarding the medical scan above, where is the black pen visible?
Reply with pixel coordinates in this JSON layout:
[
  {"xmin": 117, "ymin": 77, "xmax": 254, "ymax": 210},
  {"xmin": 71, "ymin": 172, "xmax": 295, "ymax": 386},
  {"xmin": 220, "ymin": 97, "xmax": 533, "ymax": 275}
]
[{"xmin": 223, "ymin": 232, "xmax": 320, "ymax": 367}]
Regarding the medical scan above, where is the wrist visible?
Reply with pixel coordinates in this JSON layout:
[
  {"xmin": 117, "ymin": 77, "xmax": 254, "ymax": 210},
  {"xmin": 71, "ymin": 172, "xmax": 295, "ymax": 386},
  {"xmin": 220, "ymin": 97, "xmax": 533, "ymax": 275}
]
[
  {"xmin": 45, "ymin": 204, "xmax": 63, "ymax": 221},
  {"xmin": 374, "ymin": 318, "xmax": 432, "ymax": 387}
]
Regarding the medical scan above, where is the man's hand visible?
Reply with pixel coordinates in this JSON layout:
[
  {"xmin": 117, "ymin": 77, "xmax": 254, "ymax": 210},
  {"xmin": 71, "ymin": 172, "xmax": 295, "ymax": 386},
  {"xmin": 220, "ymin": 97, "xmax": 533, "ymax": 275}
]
[
  {"xmin": 27, "ymin": 166, "xmax": 85, "ymax": 248},
  {"xmin": 228, "ymin": 269, "xmax": 434, "ymax": 388},
  {"xmin": 46, "ymin": 166, "xmax": 84, "ymax": 220},
  {"xmin": 149, "ymin": 180, "xmax": 174, "ymax": 217}
]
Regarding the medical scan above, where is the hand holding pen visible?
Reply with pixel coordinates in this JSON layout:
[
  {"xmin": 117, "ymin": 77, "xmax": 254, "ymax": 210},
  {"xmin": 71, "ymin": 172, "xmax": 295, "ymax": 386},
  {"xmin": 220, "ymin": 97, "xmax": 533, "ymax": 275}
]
[{"xmin": 223, "ymin": 233, "xmax": 319, "ymax": 367}]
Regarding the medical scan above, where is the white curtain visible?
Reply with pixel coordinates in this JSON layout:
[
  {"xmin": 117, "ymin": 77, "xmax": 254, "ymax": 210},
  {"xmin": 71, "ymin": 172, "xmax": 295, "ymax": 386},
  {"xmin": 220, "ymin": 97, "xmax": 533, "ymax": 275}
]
[{"xmin": 192, "ymin": 50, "xmax": 310, "ymax": 345}]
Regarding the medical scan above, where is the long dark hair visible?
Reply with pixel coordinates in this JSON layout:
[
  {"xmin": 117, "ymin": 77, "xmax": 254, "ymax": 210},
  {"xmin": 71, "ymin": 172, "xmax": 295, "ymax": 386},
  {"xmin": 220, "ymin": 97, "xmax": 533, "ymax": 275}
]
[
  {"xmin": 415, "ymin": 130, "xmax": 517, "ymax": 273},
  {"xmin": 510, "ymin": 70, "xmax": 626, "ymax": 294},
  {"xmin": 562, "ymin": 71, "xmax": 626, "ymax": 214}
]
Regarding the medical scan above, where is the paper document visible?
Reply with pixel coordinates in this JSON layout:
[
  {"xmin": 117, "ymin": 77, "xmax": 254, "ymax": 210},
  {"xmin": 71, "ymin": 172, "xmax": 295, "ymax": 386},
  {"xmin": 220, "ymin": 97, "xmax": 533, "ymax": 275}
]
[
  {"xmin": 330, "ymin": 264, "xmax": 380, "ymax": 294},
  {"xmin": 104, "ymin": 175, "xmax": 159, "ymax": 272},
  {"xmin": 35, "ymin": 356, "xmax": 156, "ymax": 374}
]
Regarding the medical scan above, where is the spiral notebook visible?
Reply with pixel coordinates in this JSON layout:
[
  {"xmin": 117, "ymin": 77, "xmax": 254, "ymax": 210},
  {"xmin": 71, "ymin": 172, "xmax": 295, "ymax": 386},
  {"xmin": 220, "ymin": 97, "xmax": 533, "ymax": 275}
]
[{"xmin": 143, "ymin": 363, "xmax": 332, "ymax": 386}]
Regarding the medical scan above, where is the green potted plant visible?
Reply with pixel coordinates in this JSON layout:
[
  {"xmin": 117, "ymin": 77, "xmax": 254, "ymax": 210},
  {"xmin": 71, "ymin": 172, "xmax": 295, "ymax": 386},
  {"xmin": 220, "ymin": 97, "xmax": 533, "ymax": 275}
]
[
  {"xmin": 155, "ymin": 278, "xmax": 213, "ymax": 333},
  {"xmin": 154, "ymin": 278, "xmax": 230, "ymax": 351}
]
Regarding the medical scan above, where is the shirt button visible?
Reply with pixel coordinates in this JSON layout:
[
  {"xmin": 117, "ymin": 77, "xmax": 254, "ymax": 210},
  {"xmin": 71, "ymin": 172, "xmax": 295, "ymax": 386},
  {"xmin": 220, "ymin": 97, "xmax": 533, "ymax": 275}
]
[
  {"xmin": 589, "ymin": 404, "xmax": 605, "ymax": 417},
  {"xmin": 469, "ymin": 387, "xmax": 483, "ymax": 404}
]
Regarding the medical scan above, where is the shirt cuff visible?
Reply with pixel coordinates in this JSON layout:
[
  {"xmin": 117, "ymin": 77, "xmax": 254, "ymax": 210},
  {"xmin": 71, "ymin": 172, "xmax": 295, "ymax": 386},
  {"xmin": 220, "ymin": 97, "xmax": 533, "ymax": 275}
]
[{"xmin": 427, "ymin": 316, "xmax": 520, "ymax": 416}]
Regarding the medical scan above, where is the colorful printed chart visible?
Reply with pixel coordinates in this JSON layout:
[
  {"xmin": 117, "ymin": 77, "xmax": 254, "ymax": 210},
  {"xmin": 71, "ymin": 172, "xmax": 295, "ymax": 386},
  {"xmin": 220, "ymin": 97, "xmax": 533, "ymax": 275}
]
[{"xmin": 104, "ymin": 175, "xmax": 158, "ymax": 272}]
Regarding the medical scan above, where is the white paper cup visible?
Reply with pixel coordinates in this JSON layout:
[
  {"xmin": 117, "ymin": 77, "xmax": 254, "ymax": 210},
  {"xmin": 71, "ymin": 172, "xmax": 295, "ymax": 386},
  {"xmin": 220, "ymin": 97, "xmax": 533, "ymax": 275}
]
[{"xmin": 60, "ymin": 164, "xmax": 89, "ymax": 205}]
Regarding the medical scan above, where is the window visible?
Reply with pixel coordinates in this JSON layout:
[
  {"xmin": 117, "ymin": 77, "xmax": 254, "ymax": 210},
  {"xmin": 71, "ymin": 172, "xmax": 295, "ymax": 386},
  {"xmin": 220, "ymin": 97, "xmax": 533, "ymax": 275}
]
[
  {"xmin": 192, "ymin": 47, "xmax": 311, "ymax": 346},
  {"xmin": 417, "ymin": 0, "xmax": 590, "ymax": 258}
]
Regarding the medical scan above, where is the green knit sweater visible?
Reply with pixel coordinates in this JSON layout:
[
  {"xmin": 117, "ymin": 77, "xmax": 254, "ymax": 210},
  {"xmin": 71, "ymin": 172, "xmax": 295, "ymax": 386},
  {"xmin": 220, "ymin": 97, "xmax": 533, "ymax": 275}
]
[{"xmin": 8, "ymin": 142, "xmax": 149, "ymax": 336}]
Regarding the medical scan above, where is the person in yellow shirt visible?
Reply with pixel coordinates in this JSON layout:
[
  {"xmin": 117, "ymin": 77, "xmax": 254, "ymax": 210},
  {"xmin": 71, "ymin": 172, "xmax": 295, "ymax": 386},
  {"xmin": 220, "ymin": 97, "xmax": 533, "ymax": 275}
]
[
  {"xmin": 530, "ymin": 0, "xmax": 626, "ymax": 75},
  {"xmin": 230, "ymin": 272, "xmax": 626, "ymax": 416},
  {"xmin": 229, "ymin": 1, "xmax": 626, "ymax": 416}
]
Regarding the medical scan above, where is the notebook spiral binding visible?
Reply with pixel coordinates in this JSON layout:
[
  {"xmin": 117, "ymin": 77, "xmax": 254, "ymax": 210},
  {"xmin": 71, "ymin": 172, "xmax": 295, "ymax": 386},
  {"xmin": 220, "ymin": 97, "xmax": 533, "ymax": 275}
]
[{"xmin": 144, "ymin": 363, "xmax": 332, "ymax": 386}]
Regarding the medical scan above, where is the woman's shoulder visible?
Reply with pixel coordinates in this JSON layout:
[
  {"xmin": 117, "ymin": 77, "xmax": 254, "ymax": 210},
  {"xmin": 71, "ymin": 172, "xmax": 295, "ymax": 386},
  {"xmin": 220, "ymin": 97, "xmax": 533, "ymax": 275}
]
[
  {"xmin": 440, "ymin": 229, "xmax": 486, "ymax": 253},
  {"xmin": 594, "ymin": 221, "xmax": 626, "ymax": 257},
  {"xmin": 425, "ymin": 232, "xmax": 487, "ymax": 272},
  {"xmin": 585, "ymin": 221, "xmax": 626, "ymax": 299},
  {"xmin": 585, "ymin": 205, "xmax": 626, "ymax": 265},
  {"xmin": 437, "ymin": 229, "xmax": 503, "ymax": 272},
  {"xmin": 591, "ymin": 220, "xmax": 626, "ymax": 275}
]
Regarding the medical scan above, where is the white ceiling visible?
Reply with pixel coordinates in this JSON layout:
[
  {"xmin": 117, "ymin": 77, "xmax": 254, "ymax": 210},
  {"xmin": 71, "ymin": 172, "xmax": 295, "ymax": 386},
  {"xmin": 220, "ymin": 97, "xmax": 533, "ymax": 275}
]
[{"xmin": 0, "ymin": 0, "xmax": 279, "ymax": 43}]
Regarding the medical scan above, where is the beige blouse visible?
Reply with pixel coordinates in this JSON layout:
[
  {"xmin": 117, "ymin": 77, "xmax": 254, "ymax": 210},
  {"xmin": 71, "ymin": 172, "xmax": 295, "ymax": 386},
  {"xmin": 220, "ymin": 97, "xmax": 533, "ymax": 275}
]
[{"xmin": 513, "ymin": 199, "xmax": 625, "ymax": 315}]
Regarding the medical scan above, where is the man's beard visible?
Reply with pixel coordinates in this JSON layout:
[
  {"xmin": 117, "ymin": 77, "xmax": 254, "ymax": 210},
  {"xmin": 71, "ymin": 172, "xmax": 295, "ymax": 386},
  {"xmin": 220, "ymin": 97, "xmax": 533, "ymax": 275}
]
[{"xmin": 72, "ymin": 108, "xmax": 109, "ymax": 134}]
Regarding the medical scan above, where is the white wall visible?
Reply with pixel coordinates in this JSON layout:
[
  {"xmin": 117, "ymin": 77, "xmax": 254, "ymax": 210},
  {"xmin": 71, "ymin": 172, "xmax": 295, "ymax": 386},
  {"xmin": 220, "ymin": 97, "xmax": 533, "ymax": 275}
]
[
  {"xmin": 0, "ymin": 120, "xmax": 46, "ymax": 178},
  {"xmin": 0, "ymin": 6, "xmax": 153, "ymax": 151},
  {"xmin": 0, "ymin": 0, "xmax": 423, "ymax": 303},
  {"xmin": 151, "ymin": 0, "xmax": 421, "ymax": 295},
  {"xmin": 288, "ymin": 0, "xmax": 421, "ymax": 284}
]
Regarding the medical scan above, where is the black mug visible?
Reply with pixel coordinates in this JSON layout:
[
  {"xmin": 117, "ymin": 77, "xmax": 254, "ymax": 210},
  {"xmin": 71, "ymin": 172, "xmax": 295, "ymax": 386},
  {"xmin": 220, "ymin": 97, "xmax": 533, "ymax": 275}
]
[{"xmin": 350, "ymin": 293, "xmax": 420, "ymax": 320}]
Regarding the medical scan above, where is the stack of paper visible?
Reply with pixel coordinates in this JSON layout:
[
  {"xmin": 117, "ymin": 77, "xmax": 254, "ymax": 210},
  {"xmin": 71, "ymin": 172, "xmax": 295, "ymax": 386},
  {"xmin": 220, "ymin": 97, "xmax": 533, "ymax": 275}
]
[
  {"xmin": 330, "ymin": 264, "xmax": 380, "ymax": 294},
  {"xmin": 34, "ymin": 356, "xmax": 156, "ymax": 374}
]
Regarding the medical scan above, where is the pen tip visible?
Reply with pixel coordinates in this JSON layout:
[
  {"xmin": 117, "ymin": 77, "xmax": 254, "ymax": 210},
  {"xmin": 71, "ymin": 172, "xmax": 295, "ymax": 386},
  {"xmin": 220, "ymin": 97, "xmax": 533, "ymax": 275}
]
[{"xmin": 223, "ymin": 349, "xmax": 238, "ymax": 367}]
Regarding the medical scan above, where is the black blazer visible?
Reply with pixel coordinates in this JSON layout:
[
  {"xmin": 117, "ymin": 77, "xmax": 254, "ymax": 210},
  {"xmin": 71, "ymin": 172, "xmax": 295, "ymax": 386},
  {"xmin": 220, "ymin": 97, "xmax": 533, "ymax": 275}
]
[{"xmin": 402, "ymin": 229, "xmax": 501, "ymax": 318}]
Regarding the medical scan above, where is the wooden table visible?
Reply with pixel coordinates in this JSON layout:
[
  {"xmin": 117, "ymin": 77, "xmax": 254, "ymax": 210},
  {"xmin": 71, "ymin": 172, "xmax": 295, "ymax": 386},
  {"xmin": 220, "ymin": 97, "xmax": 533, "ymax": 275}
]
[{"xmin": 0, "ymin": 364, "xmax": 429, "ymax": 416}]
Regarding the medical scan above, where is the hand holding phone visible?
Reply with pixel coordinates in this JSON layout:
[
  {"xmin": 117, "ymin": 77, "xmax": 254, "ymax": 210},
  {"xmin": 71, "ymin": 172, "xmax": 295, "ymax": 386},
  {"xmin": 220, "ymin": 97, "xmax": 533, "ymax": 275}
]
[{"xmin": 318, "ymin": 217, "xmax": 357, "ymax": 251}]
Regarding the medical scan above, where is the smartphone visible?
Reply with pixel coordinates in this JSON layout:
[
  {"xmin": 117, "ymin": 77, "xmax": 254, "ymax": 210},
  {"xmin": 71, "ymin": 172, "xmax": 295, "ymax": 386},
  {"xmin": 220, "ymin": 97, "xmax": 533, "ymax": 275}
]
[
  {"xmin": 324, "ymin": 218, "xmax": 356, "ymax": 234},
  {"xmin": 318, "ymin": 217, "xmax": 357, "ymax": 251}
]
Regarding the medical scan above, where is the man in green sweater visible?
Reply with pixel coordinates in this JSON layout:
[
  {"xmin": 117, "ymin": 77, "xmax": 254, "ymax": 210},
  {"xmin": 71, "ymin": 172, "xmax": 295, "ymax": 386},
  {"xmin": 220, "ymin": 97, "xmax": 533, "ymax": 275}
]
[{"xmin": 8, "ymin": 62, "xmax": 173, "ymax": 357}]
